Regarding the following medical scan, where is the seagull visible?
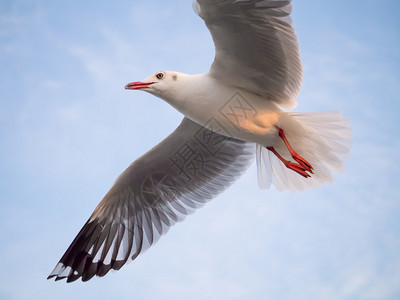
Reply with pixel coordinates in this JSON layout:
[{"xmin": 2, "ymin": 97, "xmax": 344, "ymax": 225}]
[{"xmin": 48, "ymin": 0, "xmax": 351, "ymax": 282}]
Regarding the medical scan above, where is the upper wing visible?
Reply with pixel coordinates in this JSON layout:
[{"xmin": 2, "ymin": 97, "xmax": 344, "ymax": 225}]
[
  {"xmin": 194, "ymin": 0, "xmax": 302, "ymax": 109},
  {"xmin": 48, "ymin": 118, "xmax": 254, "ymax": 282}
]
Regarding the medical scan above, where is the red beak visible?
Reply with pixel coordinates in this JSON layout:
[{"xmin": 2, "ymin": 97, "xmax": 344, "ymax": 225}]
[{"xmin": 125, "ymin": 81, "xmax": 155, "ymax": 90}]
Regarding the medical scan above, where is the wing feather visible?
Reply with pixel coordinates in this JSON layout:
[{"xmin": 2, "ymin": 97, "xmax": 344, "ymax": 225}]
[
  {"xmin": 194, "ymin": 0, "xmax": 302, "ymax": 109},
  {"xmin": 48, "ymin": 118, "xmax": 254, "ymax": 282}
]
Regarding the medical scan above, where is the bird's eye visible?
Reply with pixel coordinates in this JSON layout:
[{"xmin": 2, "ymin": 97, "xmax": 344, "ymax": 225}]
[{"xmin": 156, "ymin": 72, "xmax": 164, "ymax": 80}]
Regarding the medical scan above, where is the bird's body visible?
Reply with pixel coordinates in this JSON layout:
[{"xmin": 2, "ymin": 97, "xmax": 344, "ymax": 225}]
[
  {"xmin": 48, "ymin": 0, "xmax": 352, "ymax": 282},
  {"xmin": 147, "ymin": 72, "xmax": 282, "ymax": 146}
]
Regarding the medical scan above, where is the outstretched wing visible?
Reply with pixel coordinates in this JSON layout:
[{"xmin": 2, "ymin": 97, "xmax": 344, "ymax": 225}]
[
  {"xmin": 48, "ymin": 118, "xmax": 254, "ymax": 282},
  {"xmin": 194, "ymin": 0, "xmax": 302, "ymax": 109}
]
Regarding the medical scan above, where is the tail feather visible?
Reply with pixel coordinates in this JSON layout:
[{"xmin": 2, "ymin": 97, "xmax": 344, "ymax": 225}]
[{"xmin": 256, "ymin": 111, "xmax": 352, "ymax": 191}]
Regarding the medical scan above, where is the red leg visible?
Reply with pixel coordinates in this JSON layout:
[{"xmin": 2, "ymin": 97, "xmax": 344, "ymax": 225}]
[
  {"xmin": 267, "ymin": 147, "xmax": 311, "ymax": 178},
  {"xmin": 277, "ymin": 128, "xmax": 313, "ymax": 173}
]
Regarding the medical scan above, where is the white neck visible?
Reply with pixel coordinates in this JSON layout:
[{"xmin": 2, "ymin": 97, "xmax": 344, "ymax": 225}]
[{"xmin": 157, "ymin": 73, "xmax": 209, "ymax": 111}]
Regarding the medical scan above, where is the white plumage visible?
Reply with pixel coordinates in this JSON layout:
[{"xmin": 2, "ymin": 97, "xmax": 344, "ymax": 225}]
[{"xmin": 48, "ymin": 0, "xmax": 351, "ymax": 282}]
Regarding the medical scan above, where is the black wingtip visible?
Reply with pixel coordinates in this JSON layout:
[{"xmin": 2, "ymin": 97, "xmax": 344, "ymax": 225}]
[{"xmin": 55, "ymin": 276, "xmax": 67, "ymax": 282}]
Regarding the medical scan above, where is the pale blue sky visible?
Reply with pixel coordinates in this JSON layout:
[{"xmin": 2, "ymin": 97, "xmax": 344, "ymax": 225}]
[{"xmin": 0, "ymin": 1, "xmax": 399, "ymax": 299}]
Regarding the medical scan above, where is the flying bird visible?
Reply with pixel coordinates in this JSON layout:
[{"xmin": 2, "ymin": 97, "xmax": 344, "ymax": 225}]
[{"xmin": 48, "ymin": 0, "xmax": 351, "ymax": 282}]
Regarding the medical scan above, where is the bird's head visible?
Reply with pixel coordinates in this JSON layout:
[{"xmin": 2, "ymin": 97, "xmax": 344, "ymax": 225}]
[{"xmin": 125, "ymin": 71, "xmax": 181, "ymax": 99}]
